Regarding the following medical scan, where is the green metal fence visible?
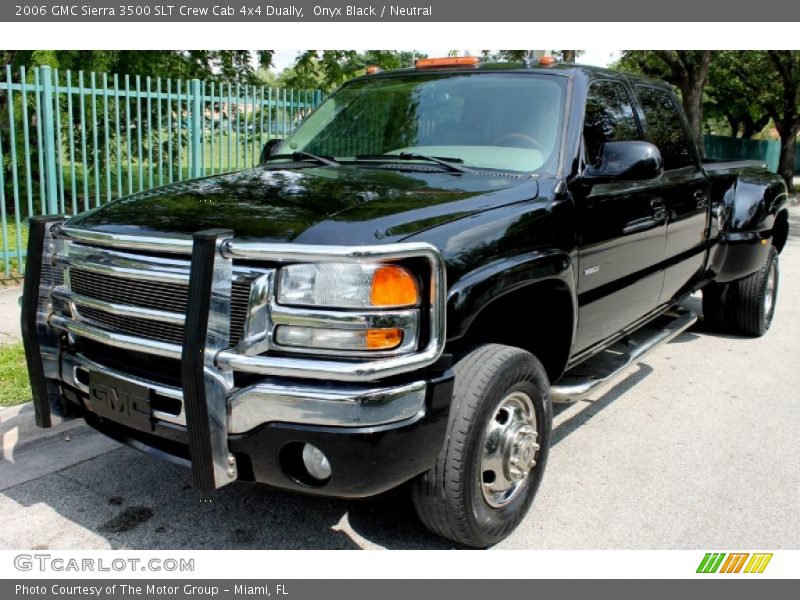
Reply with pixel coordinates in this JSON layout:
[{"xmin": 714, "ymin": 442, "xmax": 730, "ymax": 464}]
[
  {"xmin": 704, "ymin": 134, "xmax": 800, "ymax": 174},
  {"xmin": 0, "ymin": 65, "xmax": 323, "ymax": 277}
]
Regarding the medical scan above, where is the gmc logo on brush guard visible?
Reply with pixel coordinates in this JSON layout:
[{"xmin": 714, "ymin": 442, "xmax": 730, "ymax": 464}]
[{"xmin": 697, "ymin": 553, "xmax": 773, "ymax": 573}]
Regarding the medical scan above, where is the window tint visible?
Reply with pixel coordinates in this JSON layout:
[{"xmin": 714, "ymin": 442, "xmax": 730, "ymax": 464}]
[
  {"xmin": 583, "ymin": 81, "xmax": 641, "ymax": 166},
  {"xmin": 636, "ymin": 86, "xmax": 694, "ymax": 170}
]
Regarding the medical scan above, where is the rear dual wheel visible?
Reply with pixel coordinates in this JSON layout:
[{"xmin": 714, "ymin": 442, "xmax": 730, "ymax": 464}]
[
  {"xmin": 703, "ymin": 245, "xmax": 779, "ymax": 337},
  {"xmin": 411, "ymin": 344, "xmax": 552, "ymax": 548}
]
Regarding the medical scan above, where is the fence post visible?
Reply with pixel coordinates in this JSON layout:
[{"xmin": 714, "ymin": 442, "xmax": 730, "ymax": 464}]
[
  {"xmin": 191, "ymin": 79, "xmax": 203, "ymax": 179},
  {"xmin": 39, "ymin": 66, "xmax": 59, "ymax": 215}
]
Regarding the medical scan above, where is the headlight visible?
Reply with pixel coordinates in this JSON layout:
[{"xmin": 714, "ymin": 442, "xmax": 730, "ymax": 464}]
[
  {"xmin": 277, "ymin": 263, "xmax": 419, "ymax": 308},
  {"xmin": 274, "ymin": 261, "xmax": 421, "ymax": 355}
]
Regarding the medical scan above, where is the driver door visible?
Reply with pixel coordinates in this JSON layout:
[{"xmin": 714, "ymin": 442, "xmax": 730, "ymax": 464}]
[{"xmin": 572, "ymin": 79, "xmax": 668, "ymax": 353}]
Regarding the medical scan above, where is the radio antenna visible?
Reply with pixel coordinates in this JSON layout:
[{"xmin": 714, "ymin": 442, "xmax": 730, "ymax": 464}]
[{"xmin": 524, "ymin": 50, "xmax": 535, "ymax": 68}]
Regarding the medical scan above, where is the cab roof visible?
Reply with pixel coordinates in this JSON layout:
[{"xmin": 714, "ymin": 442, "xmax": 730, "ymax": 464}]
[{"xmin": 353, "ymin": 60, "xmax": 674, "ymax": 93}]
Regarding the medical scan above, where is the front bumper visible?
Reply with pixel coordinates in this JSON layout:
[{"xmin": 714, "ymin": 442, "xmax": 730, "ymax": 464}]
[
  {"xmin": 61, "ymin": 350, "xmax": 437, "ymax": 433},
  {"xmin": 22, "ymin": 217, "xmax": 453, "ymax": 497},
  {"xmin": 62, "ymin": 366, "xmax": 454, "ymax": 498}
]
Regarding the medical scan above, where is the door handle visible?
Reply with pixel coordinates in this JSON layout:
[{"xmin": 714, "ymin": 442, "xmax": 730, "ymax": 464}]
[
  {"xmin": 650, "ymin": 198, "xmax": 667, "ymax": 222},
  {"xmin": 694, "ymin": 190, "xmax": 708, "ymax": 209}
]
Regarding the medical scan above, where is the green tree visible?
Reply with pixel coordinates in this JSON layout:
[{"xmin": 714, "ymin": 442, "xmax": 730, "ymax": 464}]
[
  {"xmin": 705, "ymin": 52, "xmax": 770, "ymax": 138},
  {"xmin": 3, "ymin": 50, "xmax": 274, "ymax": 83},
  {"xmin": 728, "ymin": 51, "xmax": 800, "ymax": 192},
  {"xmin": 282, "ymin": 51, "xmax": 421, "ymax": 92},
  {"xmin": 618, "ymin": 51, "xmax": 713, "ymax": 156}
]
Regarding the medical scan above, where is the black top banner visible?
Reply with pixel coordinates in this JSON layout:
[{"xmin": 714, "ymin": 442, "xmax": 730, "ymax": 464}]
[{"xmin": 2, "ymin": 0, "xmax": 799, "ymax": 21}]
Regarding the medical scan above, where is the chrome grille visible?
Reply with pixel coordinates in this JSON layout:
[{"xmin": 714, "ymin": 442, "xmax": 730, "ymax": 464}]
[
  {"xmin": 71, "ymin": 268, "xmax": 190, "ymax": 313},
  {"xmin": 77, "ymin": 305, "xmax": 187, "ymax": 345},
  {"xmin": 62, "ymin": 250, "xmax": 255, "ymax": 347},
  {"xmin": 230, "ymin": 279, "xmax": 251, "ymax": 343}
]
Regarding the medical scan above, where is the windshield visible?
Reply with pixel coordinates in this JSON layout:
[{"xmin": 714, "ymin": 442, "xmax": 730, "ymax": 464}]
[{"xmin": 281, "ymin": 73, "xmax": 566, "ymax": 173}]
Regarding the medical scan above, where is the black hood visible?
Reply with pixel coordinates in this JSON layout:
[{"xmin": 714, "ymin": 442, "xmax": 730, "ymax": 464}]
[{"xmin": 64, "ymin": 166, "xmax": 539, "ymax": 245}]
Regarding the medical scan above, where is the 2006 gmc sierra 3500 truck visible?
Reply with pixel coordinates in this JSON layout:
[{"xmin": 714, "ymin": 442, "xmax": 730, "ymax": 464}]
[{"xmin": 22, "ymin": 57, "xmax": 790, "ymax": 547}]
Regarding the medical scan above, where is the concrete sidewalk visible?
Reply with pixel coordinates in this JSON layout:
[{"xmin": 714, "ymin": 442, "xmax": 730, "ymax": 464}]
[
  {"xmin": 0, "ymin": 286, "xmax": 22, "ymax": 346},
  {"xmin": 0, "ymin": 403, "xmax": 118, "ymax": 491}
]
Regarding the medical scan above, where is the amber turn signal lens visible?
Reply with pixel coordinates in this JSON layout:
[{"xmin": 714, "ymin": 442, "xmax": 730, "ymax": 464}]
[
  {"xmin": 370, "ymin": 265, "xmax": 419, "ymax": 307},
  {"xmin": 539, "ymin": 55, "xmax": 558, "ymax": 66},
  {"xmin": 366, "ymin": 328, "xmax": 404, "ymax": 350}
]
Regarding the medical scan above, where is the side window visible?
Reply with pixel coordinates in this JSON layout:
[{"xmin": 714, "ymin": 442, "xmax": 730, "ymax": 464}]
[
  {"xmin": 636, "ymin": 86, "xmax": 694, "ymax": 170},
  {"xmin": 583, "ymin": 80, "xmax": 641, "ymax": 166}
]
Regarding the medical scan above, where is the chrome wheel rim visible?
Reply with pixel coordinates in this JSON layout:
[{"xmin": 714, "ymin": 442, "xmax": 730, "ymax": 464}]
[
  {"xmin": 764, "ymin": 257, "xmax": 778, "ymax": 322},
  {"xmin": 480, "ymin": 391, "xmax": 539, "ymax": 508}
]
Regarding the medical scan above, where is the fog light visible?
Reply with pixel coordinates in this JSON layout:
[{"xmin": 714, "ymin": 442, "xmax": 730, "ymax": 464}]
[{"xmin": 301, "ymin": 443, "xmax": 332, "ymax": 481}]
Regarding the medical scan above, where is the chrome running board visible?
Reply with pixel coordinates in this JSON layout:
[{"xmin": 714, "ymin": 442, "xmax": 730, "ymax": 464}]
[{"xmin": 551, "ymin": 307, "xmax": 697, "ymax": 403}]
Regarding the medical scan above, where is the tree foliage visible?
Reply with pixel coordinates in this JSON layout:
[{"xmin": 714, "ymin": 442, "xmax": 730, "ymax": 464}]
[
  {"xmin": 2, "ymin": 50, "xmax": 274, "ymax": 84},
  {"xmin": 704, "ymin": 51, "xmax": 770, "ymax": 139},
  {"xmin": 279, "ymin": 51, "xmax": 422, "ymax": 91},
  {"xmin": 618, "ymin": 51, "xmax": 712, "ymax": 156},
  {"xmin": 727, "ymin": 51, "xmax": 800, "ymax": 191}
]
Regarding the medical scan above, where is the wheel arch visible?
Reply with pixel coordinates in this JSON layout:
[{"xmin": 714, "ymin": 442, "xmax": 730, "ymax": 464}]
[
  {"xmin": 772, "ymin": 208, "xmax": 789, "ymax": 254},
  {"xmin": 446, "ymin": 251, "xmax": 577, "ymax": 382}
]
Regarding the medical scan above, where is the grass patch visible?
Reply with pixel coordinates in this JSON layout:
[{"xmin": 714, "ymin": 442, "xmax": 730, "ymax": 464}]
[{"xmin": 0, "ymin": 342, "xmax": 31, "ymax": 407}]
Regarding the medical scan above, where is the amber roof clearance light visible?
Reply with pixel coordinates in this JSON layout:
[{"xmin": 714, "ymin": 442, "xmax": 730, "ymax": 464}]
[{"xmin": 415, "ymin": 56, "xmax": 481, "ymax": 69}]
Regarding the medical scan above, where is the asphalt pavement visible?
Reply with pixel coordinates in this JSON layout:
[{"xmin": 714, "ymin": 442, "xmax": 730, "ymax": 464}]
[{"xmin": 1, "ymin": 205, "xmax": 798, "ymax": 550}]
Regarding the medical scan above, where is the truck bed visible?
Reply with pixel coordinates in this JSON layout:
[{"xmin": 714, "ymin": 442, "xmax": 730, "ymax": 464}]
[{"xmin": 701, "ymin": 157, "xmax": 768, "ymax": 172}]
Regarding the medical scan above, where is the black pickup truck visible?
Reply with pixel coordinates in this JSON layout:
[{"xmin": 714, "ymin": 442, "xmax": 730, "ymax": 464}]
[{"xmin": 22, "ymin": 58, "xmax": 790, "ymax": 548}]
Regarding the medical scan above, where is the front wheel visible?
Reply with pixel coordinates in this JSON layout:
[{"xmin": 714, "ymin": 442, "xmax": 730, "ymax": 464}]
[{"xmin": 411, "ymin": 344, "xmax": 552, "ymax": 548}]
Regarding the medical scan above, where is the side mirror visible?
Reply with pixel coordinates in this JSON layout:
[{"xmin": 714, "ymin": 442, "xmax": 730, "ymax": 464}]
[
  {"xmin": 583, "ymin": 141, "xmax": 663, "ymax": 183},
  {"xmin": 260, "ymin": 138, "xmax": 284, "ymax": 163}
]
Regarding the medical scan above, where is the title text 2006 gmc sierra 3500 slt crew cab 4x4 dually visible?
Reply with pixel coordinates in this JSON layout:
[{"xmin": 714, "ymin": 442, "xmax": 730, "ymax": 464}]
[{"xmin": 22, "ymin": 57, "xmax": 790, "ymax": 547}]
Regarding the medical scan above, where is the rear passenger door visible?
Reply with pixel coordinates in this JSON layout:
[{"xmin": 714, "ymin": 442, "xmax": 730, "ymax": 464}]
[
  {"xmin": 635, "ymin": 85, "xmax": 710, "ymax": 304},
  {"xmin": 573, "ymin": 79, "xmax": 667, "ymax": 353}
]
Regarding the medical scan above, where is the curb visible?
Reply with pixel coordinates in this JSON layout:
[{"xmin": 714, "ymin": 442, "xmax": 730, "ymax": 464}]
[
  {"xmin": 0, "ymin": 403, "xmax": 120, "ymax": 492},
  {"xmin": 1, "ymin": 402, "xmax": 84, "ymax": 455}
]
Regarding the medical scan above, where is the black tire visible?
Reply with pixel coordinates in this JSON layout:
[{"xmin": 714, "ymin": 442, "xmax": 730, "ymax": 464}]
[
  {"xmin": 729, "ymin": 245, "xmax": 779, "ymax": 336},
  {"xmin": 702, "ymin": 246, "xmax": 779, "ymax": 337},
  {"xmin": 411, "ymin": 344, "xmax": 552, "ymax": 548}
]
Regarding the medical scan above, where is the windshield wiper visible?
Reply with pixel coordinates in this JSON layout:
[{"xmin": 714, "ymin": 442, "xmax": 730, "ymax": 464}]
[
  {"xmin": 355, "ymin": 152, "xmax": 475, "ymax": 174},
  {"xmin": 265, "ymin": 151, "xmax": 340, "ymax": 168}
]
